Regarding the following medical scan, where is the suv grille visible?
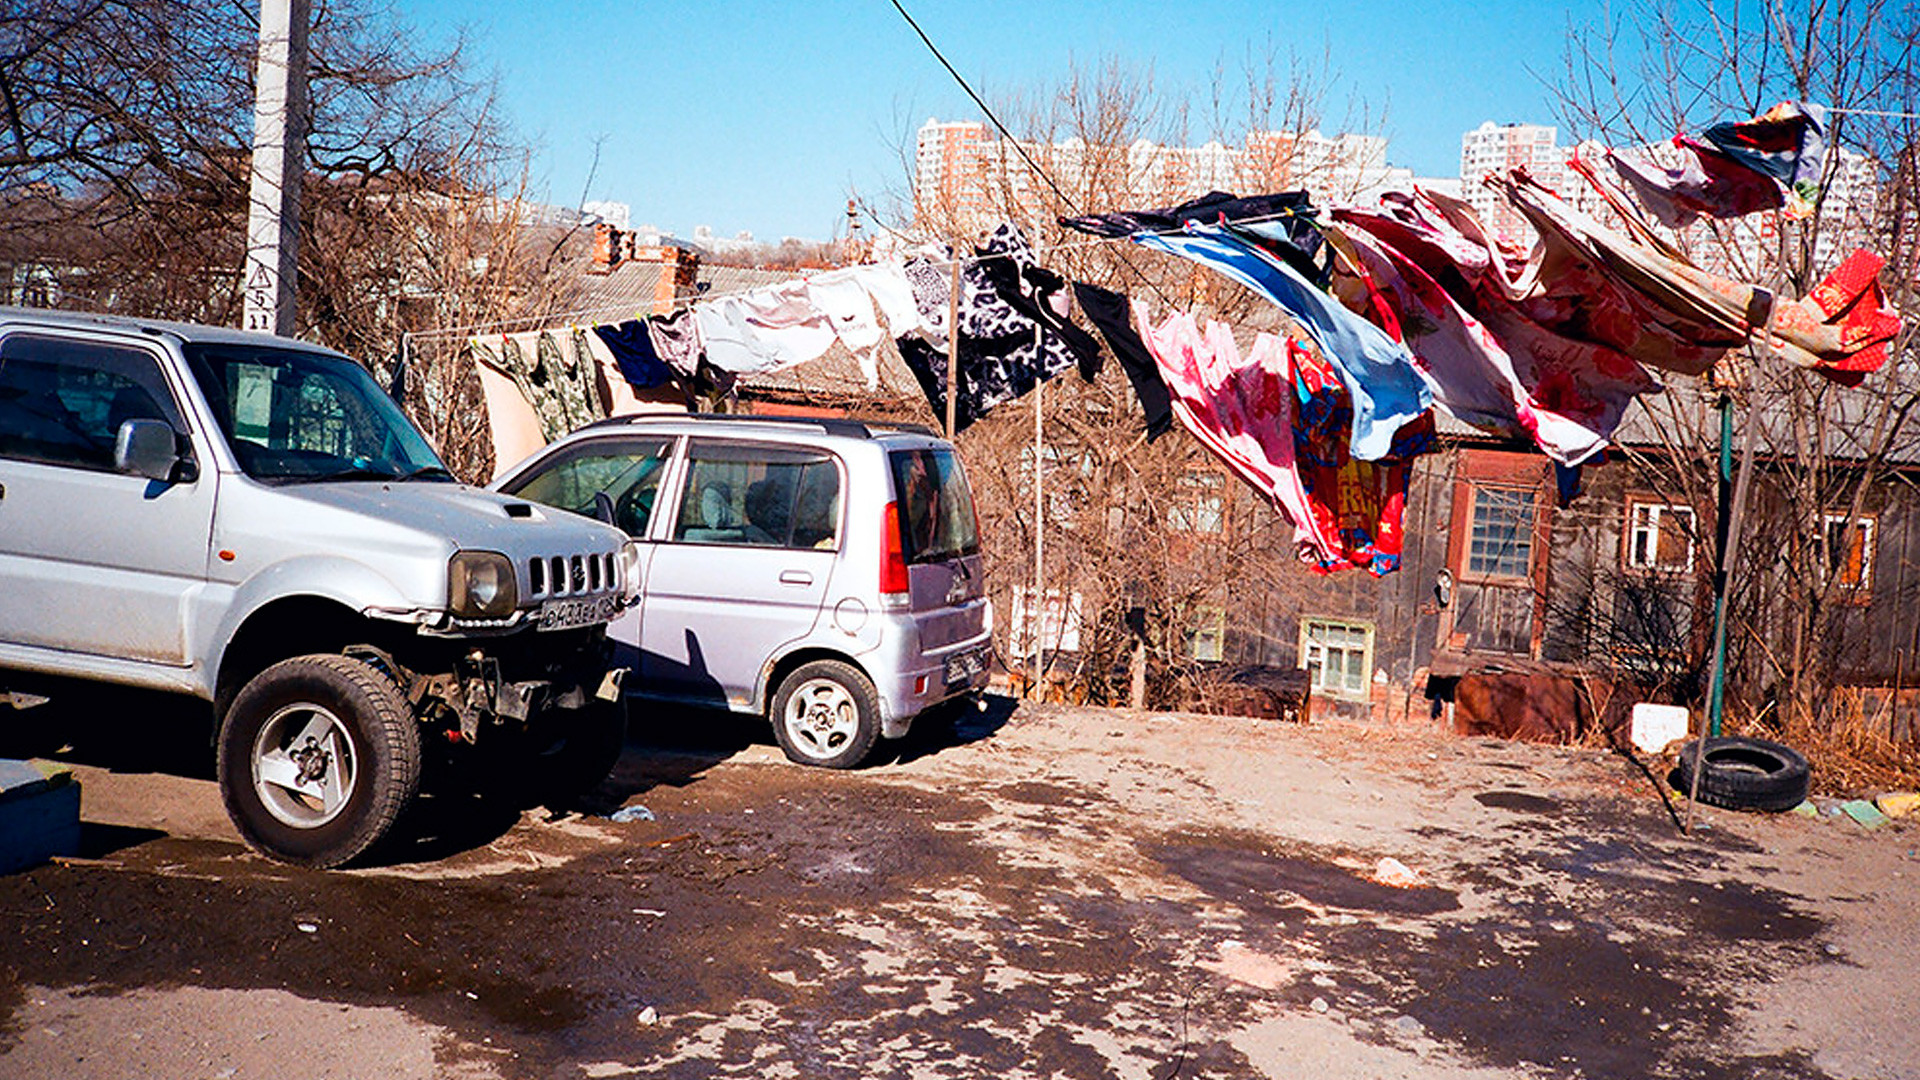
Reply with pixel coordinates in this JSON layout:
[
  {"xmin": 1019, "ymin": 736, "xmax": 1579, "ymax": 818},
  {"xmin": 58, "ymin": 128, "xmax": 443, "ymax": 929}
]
[{"xmin": 526, "ymin": 552, "xmax": 619, "ymax": 599}]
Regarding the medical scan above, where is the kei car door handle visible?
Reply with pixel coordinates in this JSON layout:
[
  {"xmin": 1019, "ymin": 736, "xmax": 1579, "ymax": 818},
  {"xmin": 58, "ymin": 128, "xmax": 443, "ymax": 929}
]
[{"xmin": 779, "ymin": 570, "xmax": 813, "ymax": 586}]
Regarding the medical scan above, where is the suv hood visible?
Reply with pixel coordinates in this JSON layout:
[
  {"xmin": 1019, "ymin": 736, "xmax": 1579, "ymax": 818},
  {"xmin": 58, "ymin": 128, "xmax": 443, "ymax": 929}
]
[{"xmin": 272, "ymin": 481, "xmax": 624, "ymax": 558}]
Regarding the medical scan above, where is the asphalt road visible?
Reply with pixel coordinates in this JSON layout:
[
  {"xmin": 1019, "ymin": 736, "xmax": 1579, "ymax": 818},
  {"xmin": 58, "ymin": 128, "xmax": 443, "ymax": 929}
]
[{"xmin": 2, "ymin": 689, "xmax": 1916, "ymax": 1079}]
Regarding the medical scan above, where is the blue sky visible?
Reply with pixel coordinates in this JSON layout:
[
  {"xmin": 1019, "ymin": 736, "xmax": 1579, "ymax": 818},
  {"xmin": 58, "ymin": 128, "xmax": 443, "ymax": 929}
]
[{"xmin": 412, "ymin": 1, "xmax": 1604, "ymax": 243}]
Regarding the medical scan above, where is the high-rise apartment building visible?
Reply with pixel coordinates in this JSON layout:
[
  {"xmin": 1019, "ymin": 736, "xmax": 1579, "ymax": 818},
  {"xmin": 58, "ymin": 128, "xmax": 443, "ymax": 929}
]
[
  {"xmin": 912, "ymin": 119, "xmax": 1411, "ymax": 234},
  {"xmin": 1459, "ymin": 121, "xmax": 1582, "ymax": 244}
]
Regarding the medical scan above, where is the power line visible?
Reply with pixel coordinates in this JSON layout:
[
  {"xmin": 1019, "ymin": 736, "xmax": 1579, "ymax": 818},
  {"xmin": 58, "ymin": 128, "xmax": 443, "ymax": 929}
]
[{"xmin": 885, "ymin": 0, "xmax": 1080, "ymax": 214}]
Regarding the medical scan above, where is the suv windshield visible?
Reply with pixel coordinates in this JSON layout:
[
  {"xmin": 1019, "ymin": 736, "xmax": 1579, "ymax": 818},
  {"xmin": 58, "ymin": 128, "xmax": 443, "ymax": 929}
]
[
  {"xmin": 183, "ymin": 343, "xmax": 449, "ymax": 483},
  {"xmin": 889, "ymin": 447, "xmax": 978, "ymax": 563}
]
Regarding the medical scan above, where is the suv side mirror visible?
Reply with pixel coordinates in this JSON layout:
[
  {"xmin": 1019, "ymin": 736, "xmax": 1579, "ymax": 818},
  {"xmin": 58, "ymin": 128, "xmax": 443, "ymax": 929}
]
[{"xmin": 115, "ymin": 418, "xmax": 183, "ymax": 482}]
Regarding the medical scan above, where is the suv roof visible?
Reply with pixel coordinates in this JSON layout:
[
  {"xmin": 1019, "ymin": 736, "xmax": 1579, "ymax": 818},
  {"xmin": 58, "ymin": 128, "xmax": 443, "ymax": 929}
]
[
  {"xmin": 575, "ymin": 412, "xmax": 942, "ymax": 443},
  {"xmin": 0, "ymin": 306, "xmax": 343, "ymax": 356}
]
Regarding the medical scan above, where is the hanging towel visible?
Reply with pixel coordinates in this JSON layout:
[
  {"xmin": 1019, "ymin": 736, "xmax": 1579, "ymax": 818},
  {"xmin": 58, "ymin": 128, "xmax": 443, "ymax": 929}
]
[
  {"xmin": 1061, "ymin": 190, "xmax": 1325, "ymax": 280},
  {"xmin": 1133, "ymin": 223, "xmax": 1431, "ymax": 461},
  {"xmin": 646, "ymin": 308, "xmax": 705, "ymax": 378},
  {"xmin": 1073, "ymin": 282, "xmax": 1174, "ymax": 440},
  {"xmin": 1701, "ymin": 101, "xmax": 1829, "ymax": 217},
  {"xmin": 593, "ymin": 319, "xmax": 675, "ymax": 389},
  {"xmin": 1603, "ymin": 137, "xmax": 1784, "ymax": 227},
  {"xmin": 1321, "ymin": 217, "xmax": 1641, "ymax": 465},
  {"xmin": 1287, "ymin": 336, "xmax": 1430, "ymax": 576},
  {"xmin": 694, "ymin": 279, "xmax": 838, "ymax": 374}
]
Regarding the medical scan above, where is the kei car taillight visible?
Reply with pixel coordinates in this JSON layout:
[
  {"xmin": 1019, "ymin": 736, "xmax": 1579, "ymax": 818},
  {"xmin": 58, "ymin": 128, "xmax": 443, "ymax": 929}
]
[{"xmin": 881, "ymin": 500, "xmax": 910, "ymax": 598}]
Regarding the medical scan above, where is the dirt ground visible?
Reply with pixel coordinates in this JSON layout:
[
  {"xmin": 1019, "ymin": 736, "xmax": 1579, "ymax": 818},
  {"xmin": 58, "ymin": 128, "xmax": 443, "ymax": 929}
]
[{"xmin": 2, "ymin": 690, "xmax": 1916, "ymax": 1080}]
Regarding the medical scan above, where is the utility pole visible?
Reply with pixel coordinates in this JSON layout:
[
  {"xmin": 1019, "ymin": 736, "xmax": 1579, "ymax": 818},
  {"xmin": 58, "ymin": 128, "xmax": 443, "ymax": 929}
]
[{"xmin": 241, "ymin": 0, "xmax": 311, "ymax": 336}]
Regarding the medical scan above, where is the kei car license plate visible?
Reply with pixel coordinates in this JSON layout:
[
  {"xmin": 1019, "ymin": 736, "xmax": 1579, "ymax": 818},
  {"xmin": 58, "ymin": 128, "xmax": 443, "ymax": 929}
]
[
  {"xmin": 944, "ymin": 647, "xmax": 986, "ymax": 686},
  {"xmin": 537, "ymin": 596, "xmax": 616, "ymax": 631}
]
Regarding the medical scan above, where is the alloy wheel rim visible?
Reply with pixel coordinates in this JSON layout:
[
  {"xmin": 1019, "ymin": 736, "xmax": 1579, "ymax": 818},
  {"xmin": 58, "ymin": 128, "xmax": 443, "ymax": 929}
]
[
  {"xmin": 784, "ymin": 678, "xmax": 858, "ymax": 758},
  {"xmin": 251, "ymin": 703, "xmax": 358, "ymax": 828}
]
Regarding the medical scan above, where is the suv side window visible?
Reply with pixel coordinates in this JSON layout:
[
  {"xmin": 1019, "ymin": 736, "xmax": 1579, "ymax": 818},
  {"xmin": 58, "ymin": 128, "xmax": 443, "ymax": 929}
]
[
  {"xmin": 671, "ymin": 440, "xmax": 842, "ymax": 550},
  {"xmin": 509, "ymin": 437, "xmax": 673, "ymax": 538},
  {"xmin": 0, "ymin": 333, "xmax": 185, "ymax": 471}
]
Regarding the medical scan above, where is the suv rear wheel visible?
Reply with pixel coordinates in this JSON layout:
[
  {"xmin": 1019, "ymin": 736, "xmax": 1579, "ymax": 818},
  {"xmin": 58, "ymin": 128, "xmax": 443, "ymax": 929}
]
[
  {"xmin": 770, "ymin": 660, "xmax": 880, "ymax": 769},
  {"xmin": 217, "ymin": 654, "xmax": 422, "ymax": 867}
]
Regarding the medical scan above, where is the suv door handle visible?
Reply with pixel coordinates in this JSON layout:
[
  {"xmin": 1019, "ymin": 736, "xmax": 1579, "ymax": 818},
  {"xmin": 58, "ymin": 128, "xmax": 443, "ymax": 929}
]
[{"xmin": 779, "ymin": 570, "xmax": 813, "ymax": 586}]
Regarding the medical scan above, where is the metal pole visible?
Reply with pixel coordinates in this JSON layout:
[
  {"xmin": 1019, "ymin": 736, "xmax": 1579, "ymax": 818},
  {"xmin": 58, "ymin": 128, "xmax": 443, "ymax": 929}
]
[
  {"xmin": 241, "ymin": 0, "xmax": 310, "ymax": 336},
  {"xmin": 1707, "ymin": 393, "xmax": 1736, "ymax": 740},
  {"xmin": 944, "ymin": 258, "xmax": 960, "ymax": 440}
]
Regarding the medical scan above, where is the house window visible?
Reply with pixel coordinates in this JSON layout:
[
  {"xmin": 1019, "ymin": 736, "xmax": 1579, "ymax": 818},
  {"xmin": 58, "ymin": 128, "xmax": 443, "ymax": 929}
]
[
  {"xmin": 1626, "ymin": 501, "xmax": 1696, "ymax": 573},
  {"xmin": 1189, "ymin": 605, "xmax": 1225, "ymax": 662},
  {"xmin": 1466, "ymin": 487, "xmax": 1534, "ymax": 578},
  {"xmin": 1010, "ymin": 587, "xmax": 1083, "ymax": 658},
  {"xmin": 1300, "ymin": 618, "xmax": 1373, "ymax": 698},
  {"xmin": 1822, "ymin": 514, "xmax": 1875, "ymax": 591},
  {"xmin": 1168, "ymin": 471, "xmax": 1225, "ymax": 533}
]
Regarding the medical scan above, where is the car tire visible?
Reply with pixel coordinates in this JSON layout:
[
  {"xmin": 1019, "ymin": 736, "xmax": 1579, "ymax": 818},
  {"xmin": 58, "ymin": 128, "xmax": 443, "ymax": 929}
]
[
  {"xmin": 217, "ymin": 654, "xmax": 422, "ymax": 868},
  {"xmin": 1674, "ymin": 736, "xmax": 1811, "ymax": 812},
  {"xmin": 770, "ymin": 660, "xmax": 881, "ymax": 769}
]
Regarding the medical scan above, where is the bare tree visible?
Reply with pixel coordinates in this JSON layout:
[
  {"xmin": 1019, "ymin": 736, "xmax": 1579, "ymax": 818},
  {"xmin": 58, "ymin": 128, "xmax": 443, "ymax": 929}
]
[
  {"xmin": 884, "ymin": 56, "xmax": 1377, "ymax": 709},
  {"xmin": 2, "ymin": 0, "xmax": 594, "ymax": 482},
  {"xmin": 1552, "ymin": 0, "xmax": 1920, "ymax": 750}
]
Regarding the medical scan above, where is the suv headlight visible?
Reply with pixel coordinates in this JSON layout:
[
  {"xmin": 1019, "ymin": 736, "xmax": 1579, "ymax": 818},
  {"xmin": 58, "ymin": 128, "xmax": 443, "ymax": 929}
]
[
  {"xmin": 449, "ymin": 551, "xmax": 518, "ymax": 619},
  {"xmin": 617, "ymin": 540, "xmax": 644, "ymax": 604}
]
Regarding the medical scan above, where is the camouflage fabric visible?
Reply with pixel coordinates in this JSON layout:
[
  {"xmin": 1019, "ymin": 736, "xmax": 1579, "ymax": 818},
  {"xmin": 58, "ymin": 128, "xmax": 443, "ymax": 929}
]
[{"xmin": 486, "ymin": 330, "xmax": 605, "ymax": 442}]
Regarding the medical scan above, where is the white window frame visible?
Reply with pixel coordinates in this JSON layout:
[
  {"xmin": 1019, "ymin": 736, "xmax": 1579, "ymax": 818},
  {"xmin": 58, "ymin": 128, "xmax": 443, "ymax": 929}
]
[
  {"xmin": 1009, "ymin": 586, "xmax": 1083, "ymax": 658},
  {"xmin": 1168, "ymin": 471, "xmax": 1225, "ymax": 534},
  {"xmin": 1821, "ymin": 513, "xmax": 1876, "ymax": 591},
  {"xmin": 1626, "ymin": 501, "xmax": 1696, "ymax": 574},
  {"xmin": 1189, "ymin": 605, "xmax": 1225, "ymax": 663},
  {"xmin": 1299, "ymin": 617, "xmax": 1375, "ymax": 699}
]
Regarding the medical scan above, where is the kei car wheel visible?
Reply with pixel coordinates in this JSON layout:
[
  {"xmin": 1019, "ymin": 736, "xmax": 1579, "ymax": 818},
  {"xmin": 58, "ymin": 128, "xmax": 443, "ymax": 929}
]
[
  {"xmin": 217, "ymin": 654, "xmax": 422, "ymax": 868},
  {"xmin": 770, "ymin": 660, "xmax": 880, "ymax": 769}
]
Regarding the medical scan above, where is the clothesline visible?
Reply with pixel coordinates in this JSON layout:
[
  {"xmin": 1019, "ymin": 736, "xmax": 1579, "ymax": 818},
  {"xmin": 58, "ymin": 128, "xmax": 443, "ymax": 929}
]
[
  {"xmin": 403, "ymin": 207, "xmax": 1322, "ymax": 343},
  {"xmin": 1827, "ymin": 107, "xmax": 1920, "ymax": 118}
]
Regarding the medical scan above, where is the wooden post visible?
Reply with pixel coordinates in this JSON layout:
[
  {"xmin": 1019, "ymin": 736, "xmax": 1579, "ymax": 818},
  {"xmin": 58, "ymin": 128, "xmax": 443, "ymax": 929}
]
[
  {"xmin": 1691, "ymin": 296, "xmax": 1767, "ymax": 832},
  {"xmin": 1032, "ymin": 379, "xmax": 1045, "ymax": 699},
  {"xmin": 945, "ymin": 257, "xmax": 960, "ymax": 439}
]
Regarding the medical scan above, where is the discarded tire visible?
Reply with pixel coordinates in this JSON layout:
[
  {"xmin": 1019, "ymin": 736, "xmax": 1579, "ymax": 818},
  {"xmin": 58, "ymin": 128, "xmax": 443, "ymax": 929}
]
[{"xmin": 1674, "ymin": 736, "xmax": 1810, "ymax": 813}]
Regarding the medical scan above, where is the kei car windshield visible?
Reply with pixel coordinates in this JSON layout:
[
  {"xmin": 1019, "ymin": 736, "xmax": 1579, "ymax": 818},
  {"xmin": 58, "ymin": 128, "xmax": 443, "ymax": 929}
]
[
  {"xmin": 183, "ymin": 343, "xmax": 450, "ymax": 483},
  {"xmin": 889, "ymin": 447, "xmax": 979, "ymax": 564}
]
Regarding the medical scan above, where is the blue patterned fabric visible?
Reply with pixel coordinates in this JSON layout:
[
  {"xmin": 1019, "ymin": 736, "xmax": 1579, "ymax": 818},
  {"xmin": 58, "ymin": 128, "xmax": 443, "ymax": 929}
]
[{"xmin": 1133, "ymin": 224, "xmax": 1431, "ymax": 461}]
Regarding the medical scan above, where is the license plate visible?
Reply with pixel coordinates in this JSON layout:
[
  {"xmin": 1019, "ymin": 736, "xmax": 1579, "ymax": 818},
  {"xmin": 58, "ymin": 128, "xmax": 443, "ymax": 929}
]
[
  {"xmin": 944, "ymin": 648, "xmax": 986, "ymax": 686},
  {"xmin": 537, "ymin": 596, "xmax": 617, "ymax": 631}
]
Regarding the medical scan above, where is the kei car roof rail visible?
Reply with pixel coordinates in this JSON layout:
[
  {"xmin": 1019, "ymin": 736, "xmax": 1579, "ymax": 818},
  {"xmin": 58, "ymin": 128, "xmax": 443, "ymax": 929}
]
[{"xmin": 577, "ymin": 413, "xmax": 940, "ymax": 441}]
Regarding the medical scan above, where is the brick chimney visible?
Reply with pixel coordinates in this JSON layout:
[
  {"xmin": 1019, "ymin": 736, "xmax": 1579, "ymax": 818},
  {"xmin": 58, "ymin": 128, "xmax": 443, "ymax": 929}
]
[{"xmin": 590, "ymin": 222, "xmax": 625, "ymax": 273}]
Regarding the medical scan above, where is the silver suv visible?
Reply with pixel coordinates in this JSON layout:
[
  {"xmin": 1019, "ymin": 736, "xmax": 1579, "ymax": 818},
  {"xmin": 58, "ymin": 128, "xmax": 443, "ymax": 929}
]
[
  {"xmin": 0, "ymin": 308, "xmax": 637, "ymax": 867},
  {"xmin": 493, "ymin": 414, "xmax": 992, "ymax": 768}
]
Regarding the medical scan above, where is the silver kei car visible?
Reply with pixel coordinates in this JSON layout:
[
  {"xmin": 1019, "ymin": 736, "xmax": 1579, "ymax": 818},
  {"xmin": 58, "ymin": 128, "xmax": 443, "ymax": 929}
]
[{"xmin": 492, "ymin": 413, "xmax": 992, "ymax": 768}]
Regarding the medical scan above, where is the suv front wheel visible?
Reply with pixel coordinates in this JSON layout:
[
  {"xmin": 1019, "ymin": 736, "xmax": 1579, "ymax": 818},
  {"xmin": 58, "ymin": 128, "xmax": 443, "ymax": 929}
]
[
  {"xmin": 217, "ymin": 654, "xmax": 423, "ymax": 867},
  {"xmin": 770, "ymin": 660, "xmax": 880, "ymax": 769}
]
